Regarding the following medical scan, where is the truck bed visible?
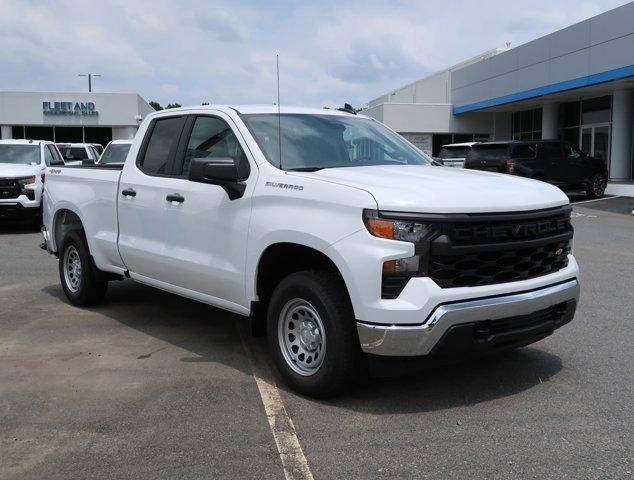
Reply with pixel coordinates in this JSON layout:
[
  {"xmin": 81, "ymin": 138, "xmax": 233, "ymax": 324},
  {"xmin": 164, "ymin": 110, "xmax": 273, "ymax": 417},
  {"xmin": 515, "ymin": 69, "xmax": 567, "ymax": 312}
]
[{"xmin": 43, "ymin": 165, "xmax": 124, "ymax": 273}]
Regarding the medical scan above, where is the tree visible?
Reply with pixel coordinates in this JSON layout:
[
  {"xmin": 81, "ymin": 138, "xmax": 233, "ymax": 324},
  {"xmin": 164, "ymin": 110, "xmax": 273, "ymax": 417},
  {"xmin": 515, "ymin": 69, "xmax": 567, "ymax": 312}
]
[
  {"xmin": 149, "ymin": 100, "xmax": 163, "ymax": 111},
  {"xmin": 165, "ymin": 103, "xmax": 182, "ymax": 109}
]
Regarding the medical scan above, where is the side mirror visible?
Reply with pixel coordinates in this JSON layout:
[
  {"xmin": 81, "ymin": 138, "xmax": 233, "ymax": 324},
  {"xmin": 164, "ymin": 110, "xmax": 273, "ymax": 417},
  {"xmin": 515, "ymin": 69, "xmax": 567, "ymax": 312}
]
[{"xmin": 188, "ymin": 157, "xmax": 246, "ymax": 200}]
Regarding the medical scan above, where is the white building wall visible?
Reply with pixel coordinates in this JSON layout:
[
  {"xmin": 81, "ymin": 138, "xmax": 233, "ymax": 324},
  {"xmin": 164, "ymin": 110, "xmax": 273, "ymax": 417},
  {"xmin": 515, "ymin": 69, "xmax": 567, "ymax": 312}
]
[
  {"xmin": 0, "ymin": 91, "xmax": 152, "ymax": 127},
  {"xmin": 363, "ymin": 103, "xmax": 495, "ymax": 135},
  {"xmin": 112, "ymin": 126, "xmax": 138, "ymax": 140}
]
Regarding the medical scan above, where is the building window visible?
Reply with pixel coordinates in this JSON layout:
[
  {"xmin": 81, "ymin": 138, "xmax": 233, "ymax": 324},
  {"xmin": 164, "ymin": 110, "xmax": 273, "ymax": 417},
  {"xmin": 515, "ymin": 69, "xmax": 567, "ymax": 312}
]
[
  {"xmin": 55, "ymin": 127, "xmax": 84, "ymax": 143},
  {"xmin": 25, "ymin": 126, "xmax": 54, "ymax": 141},
  {"xmin": 84, "ymin": 127, "xmax": 113, "ymax": 147},
  {"xmin": 12, "ymin": 126, "xmax": 25, "ymax": 139},
  {"xmin": 581, "ymin": 95, "xmax": 611, "ymax": 124},
  {"xmin": 512, "ymin": 108, "xmax": 542, "ymax": 140}
]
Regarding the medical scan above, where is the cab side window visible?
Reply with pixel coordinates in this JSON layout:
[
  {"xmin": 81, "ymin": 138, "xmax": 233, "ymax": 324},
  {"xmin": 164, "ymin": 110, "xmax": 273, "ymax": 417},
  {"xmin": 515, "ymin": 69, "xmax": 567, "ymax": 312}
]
[
  {"xmin": 564, "ymin": 144, "xmax": 582, "ymax": 159},
  {"xmin": 180, "ymin": 116, "xmax": 249, "ymax": 180},
  {"xmin": 50, "ymin": 146, "xmax": 65, "ymax": 165},
  {"xmin": 45, "ymin": 145, "xmax": 64, "ymax": 166},
  {"xmin": 138, "ymin": 116, "xmax": 186, "ymax": 175},
  {"xmin": 512, "ymin": 144, "xmax": 535, "ymax": 158},
  {"xmin": 541, "ymin": 143, "xmax": 564, "ymax": 161},
  {"xmin": 43, "ymin": 145, "xmax": 55, "ymax": 166}
]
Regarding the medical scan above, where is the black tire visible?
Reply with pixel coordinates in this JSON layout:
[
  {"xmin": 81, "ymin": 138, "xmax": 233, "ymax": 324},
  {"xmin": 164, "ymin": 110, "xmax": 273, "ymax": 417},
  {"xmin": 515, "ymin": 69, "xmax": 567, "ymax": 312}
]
[
  {"xmin": 267, "ymin": 270, "xmax": 365, "ymax": 398},
  {"xmin": 586, "ymin": 174, "xmax": 607, "ymax": 199},
  {"xmin": 58, "ymin": 230, "xmax": 108, "ymax": 307}
]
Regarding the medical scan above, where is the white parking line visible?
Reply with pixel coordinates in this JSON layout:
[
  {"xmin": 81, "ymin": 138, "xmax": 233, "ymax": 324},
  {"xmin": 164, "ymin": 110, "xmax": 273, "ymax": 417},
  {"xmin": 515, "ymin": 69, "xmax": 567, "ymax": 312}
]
[
  {"xmin": 572, "ymin": 195, "xmax": 621, "ymax": 205},
  {"xmin": 239, "ymin": 328, "xmax": 315, "ymax": 480}
]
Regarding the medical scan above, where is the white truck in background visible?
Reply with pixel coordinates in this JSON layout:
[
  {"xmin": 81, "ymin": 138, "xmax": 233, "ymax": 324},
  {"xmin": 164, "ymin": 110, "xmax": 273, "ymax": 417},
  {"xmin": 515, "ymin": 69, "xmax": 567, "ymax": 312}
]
[
  {"xmin": 0, "ymin": 139, "xmax": 65, "ymax": 223},
  {"xmin": 436, "ymin": 142, "xmax": 478, "ymax": 168},
  {"xmin": 41, "ymin": 106, "xmax": 580, "ymax": 397},
  {"xmin": 96, "ymin": 139, "xmax": 133, "ymax": 166},
  {"xmin": 56, "ymin": 143, "xmax": 100, "ymax": 165}
]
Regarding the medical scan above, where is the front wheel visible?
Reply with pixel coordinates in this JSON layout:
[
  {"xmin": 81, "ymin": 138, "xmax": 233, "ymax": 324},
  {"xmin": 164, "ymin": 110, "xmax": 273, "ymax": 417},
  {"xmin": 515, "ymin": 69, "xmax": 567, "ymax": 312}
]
[
  {"xmin": 267, "ymin": 270, "xmax": 365, "ymax": 398},
  {"xmin": 59, "ymin": 230, "xmax": 108, "ymax": 306},
  {"xmin": 586, "ymin": 174, "xmax": 607, "ymax": 199}
]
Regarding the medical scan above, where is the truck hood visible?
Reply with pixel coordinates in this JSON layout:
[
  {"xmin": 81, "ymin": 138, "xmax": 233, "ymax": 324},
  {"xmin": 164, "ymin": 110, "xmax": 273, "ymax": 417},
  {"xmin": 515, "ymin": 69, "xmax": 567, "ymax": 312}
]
[
  {"xmin": 290, "ymin": 165, "xmax": 569, "ymax": 213},
  {"xmin": 0, "ymin": 163, "xmax": 42, "ymax": 178}
]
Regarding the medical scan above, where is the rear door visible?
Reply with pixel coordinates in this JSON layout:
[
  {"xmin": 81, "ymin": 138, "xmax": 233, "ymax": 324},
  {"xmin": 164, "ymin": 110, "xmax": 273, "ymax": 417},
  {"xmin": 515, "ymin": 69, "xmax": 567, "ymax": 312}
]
[
  {"xmin": 157, "ymin": 112, "xmax": 255, "ymax": 311},
  {"xmin": 539, "ymin": 142, "xmax": 568, "ymax": 185},
  {"xmin": 117, "ymin": 115, "xmax": 187, "ymax": 281}
]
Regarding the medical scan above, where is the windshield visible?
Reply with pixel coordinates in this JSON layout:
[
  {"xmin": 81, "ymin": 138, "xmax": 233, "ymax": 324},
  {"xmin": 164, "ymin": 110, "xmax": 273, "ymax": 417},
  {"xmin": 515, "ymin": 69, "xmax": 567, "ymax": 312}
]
[
  {"xmin": 439, "ymin": 146, "xmax": 471, "ymax": 159},
  {"xmin": 0, "ymin": 145, "xmax": 40, "ymax": 165},
  {"xmin": 467, "ymin": 145, "xmax": 510, "ymax": 160},
  {"xmin": 242, "ymin": 114, "xmax": 430, "ymax": 170},
  {"xmin": 100, "ymin": 144, "xmax": 131, "ymax": 164},
  {"xmin": 58, "ymin": 146, "xmax": 89, "ymax": 161}
]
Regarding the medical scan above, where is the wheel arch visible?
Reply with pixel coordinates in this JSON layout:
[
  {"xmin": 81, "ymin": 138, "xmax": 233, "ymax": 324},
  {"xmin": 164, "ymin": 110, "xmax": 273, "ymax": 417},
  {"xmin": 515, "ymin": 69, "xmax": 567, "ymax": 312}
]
[
  {"xmin": 250, "ymin": 242, "xmax": 353, "ymax": 335},
  {"xmin": 52, "ymin": 207, "xmax": 86, "ymax": 253}
]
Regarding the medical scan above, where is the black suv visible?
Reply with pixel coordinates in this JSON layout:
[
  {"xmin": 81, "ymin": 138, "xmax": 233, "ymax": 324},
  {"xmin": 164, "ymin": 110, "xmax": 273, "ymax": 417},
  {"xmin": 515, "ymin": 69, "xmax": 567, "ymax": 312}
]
[{"xmin": 464, "ymin": 140, "xmax": 608, "ymax": 198}]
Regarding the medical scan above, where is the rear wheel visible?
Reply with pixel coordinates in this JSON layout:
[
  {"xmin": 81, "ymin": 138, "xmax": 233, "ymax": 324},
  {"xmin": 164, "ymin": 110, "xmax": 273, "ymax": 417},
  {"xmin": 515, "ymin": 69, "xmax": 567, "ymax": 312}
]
[
  {"xmin": 586, "ymin": 174, "xmax": 607, "ymax": 199},
  {"xmin": 59, "ymin": 230, "xmax": 108, "ymax": 306},
  {"xmin": 267, "ymin": 270, "xmax": 364, "ymax": 398}
]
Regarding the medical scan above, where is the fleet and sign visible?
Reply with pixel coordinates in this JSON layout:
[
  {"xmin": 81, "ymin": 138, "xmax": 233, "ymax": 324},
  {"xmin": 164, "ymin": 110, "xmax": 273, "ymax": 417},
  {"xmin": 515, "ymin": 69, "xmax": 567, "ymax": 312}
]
[{"xmin": 42, "ymin": 101, "xmax": 98, "ymax": 117}]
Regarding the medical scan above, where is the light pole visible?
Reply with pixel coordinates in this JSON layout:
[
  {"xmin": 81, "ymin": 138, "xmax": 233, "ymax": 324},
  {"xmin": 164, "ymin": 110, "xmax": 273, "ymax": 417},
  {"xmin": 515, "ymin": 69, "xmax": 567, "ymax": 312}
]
[{"xmin": 78, "ymin": 73, "xmax": 101, "ymax": 92}]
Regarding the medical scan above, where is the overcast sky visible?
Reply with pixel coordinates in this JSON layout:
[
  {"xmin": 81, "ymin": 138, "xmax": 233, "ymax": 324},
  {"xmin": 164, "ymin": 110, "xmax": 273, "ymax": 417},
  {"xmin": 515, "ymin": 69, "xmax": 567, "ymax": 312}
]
[{"xmin": 0, "ymin": 0, "xmax": 629, "ymax": 108}]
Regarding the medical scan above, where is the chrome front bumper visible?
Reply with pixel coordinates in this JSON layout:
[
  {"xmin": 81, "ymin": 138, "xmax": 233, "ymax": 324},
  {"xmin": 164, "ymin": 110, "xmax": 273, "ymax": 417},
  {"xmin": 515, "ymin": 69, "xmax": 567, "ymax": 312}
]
[{"xmin": 357, "ymin": 279, "xmax": 580, "ymax": 356}]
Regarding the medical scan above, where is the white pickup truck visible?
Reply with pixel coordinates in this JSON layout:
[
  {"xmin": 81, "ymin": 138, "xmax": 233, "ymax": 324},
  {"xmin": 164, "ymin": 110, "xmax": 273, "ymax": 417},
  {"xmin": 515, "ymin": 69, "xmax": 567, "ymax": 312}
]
[
  {"xmin": 0, "ymin": 139, "xmax": 65, "ymax": 223},
  {"xmin": 41, "ymin": 106, "xmax": 580, "ymax": 397}
]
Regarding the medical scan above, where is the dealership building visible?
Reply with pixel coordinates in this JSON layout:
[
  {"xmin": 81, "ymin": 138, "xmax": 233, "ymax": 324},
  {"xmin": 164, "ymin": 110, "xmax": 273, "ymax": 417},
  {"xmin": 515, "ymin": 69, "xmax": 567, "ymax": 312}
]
[
  {"xmin": 363, "ymin": 2, "xmax": 634, "ymax": 196},
  {"xmin": 0, "ymin": 91, "xmax": 154, "ymax": 146}
]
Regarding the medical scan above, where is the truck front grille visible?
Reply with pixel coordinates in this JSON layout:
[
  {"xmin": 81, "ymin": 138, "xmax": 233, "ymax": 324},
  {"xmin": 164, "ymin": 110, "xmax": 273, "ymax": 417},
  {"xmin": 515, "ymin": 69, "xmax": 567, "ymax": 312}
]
[
  {"xmin": 428, "ymin": 206, "xmax": 573, "ymax": 288},
  {"xmin": 0, "ymin": 178, "xmax": 21, "ymax": 199}
]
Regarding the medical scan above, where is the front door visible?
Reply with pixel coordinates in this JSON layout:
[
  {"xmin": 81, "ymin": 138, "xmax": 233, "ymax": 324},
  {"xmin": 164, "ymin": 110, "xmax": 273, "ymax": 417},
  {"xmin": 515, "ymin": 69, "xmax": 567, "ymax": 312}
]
[{"xmin": 158, "ymin": 112, "xmax": 255, "ymax": 312}]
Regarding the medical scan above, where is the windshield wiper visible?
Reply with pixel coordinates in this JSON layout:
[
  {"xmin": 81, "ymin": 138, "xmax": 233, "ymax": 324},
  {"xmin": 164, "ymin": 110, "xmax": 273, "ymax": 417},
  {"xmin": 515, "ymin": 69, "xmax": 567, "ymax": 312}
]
[{"xmin": 286, "ymin": 167, "xmax": 324, "ymax": 172}]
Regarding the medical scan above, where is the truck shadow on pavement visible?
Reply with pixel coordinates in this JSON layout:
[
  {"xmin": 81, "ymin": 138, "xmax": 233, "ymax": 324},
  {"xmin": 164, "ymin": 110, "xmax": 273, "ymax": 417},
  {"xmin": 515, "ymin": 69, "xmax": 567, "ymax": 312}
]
[
  {"xmin": 42, "ymin": 280, "xmax": 563, "ymax": 414},
  {"xmin": 319, "ymin": 348, "xmax": 563, "ymax": 414},
  {"xmin": 41, "ymin": 280, "xmax": 254, "ymax": 377}
]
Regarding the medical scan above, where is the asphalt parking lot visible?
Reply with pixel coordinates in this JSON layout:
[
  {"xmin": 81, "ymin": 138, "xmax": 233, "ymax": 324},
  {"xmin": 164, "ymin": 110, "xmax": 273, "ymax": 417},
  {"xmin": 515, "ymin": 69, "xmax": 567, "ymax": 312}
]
[{"xmin": 1, "ymin": 196, "xmax": 633, "ymax": 480}]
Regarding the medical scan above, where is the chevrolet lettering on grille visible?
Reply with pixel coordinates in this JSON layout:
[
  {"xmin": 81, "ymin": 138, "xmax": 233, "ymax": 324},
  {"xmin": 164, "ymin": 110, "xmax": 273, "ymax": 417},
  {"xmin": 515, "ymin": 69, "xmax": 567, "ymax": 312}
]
[{"xmin": 453, "ymin": 218, "xmax": 570, "ymax": 241}]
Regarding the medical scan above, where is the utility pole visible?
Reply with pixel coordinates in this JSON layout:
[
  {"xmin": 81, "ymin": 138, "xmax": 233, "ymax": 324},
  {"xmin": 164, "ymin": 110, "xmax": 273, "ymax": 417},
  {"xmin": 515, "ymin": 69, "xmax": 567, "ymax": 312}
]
[{"xmin": 78, "ymin": 73, "xmax": 101, "ymax": 92}]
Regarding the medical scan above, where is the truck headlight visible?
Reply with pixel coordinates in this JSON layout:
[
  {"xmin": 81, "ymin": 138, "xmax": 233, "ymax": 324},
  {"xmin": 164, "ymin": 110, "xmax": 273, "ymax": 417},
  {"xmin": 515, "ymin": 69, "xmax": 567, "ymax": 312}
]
[
  {"xmin": 17, "ymin": 176, "xmax": 37, "ymax": 200},
  {"xmin": 17, "ymin": 176, "xmax": 37, "ymax": 187},
  {"xmin": 363, "ymin": 209, "xmax": 429, "ymax": 243},
  {"xmin": 363, "ymin": 209, "xmax": 437, "ymax": 299}
]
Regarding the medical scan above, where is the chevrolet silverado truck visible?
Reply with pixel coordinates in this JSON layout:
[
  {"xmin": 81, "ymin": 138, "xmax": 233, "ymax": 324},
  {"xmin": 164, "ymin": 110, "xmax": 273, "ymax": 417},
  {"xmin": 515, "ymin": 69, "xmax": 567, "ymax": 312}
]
[
  {"xmin": 0, "ymin": 139, "xmax": 65, "ymax": 223},
  {"xmin": 41, "ymin": 106, "xmax": 580, "ymax": 397}
]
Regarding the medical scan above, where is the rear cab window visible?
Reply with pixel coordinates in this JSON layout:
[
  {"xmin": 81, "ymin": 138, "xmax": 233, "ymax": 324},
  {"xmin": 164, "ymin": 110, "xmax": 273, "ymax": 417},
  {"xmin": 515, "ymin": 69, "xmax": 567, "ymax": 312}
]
[
  {"xmin": 439, "ymin": 146, "xmax": 471, "ymax": 159},
  {"xmin": 58, "ymin": 146, "xmax": 89, "ymax": 161},
  {"xmin": 466, "ymin": 144, "xmax": 510, "ymax": 160},
  {"xmin": 100, "ymin": 143, "xmax": 131, "ymax": 164},
  {"xmin": 137, "ymin": 116, "xmax": 186, "ymax": 175}
]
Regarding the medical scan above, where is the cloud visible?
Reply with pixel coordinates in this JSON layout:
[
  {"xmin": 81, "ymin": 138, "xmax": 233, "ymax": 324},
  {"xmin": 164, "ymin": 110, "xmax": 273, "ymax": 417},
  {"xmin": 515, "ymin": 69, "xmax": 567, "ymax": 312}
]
[{"xmin": 0, "ymin": 0, "xmax": 628, "ymax": 108}]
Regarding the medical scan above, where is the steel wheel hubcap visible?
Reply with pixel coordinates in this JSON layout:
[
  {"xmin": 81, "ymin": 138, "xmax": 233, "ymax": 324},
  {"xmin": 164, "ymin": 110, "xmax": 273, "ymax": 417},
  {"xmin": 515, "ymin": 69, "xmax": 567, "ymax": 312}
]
[
  {"xmin": 63, "ymin": 246, "xmax": 82, "ymax": 293},
  {"xmin": 278, "ymin": 299, "xmax": 326, "ymax": 376}
]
